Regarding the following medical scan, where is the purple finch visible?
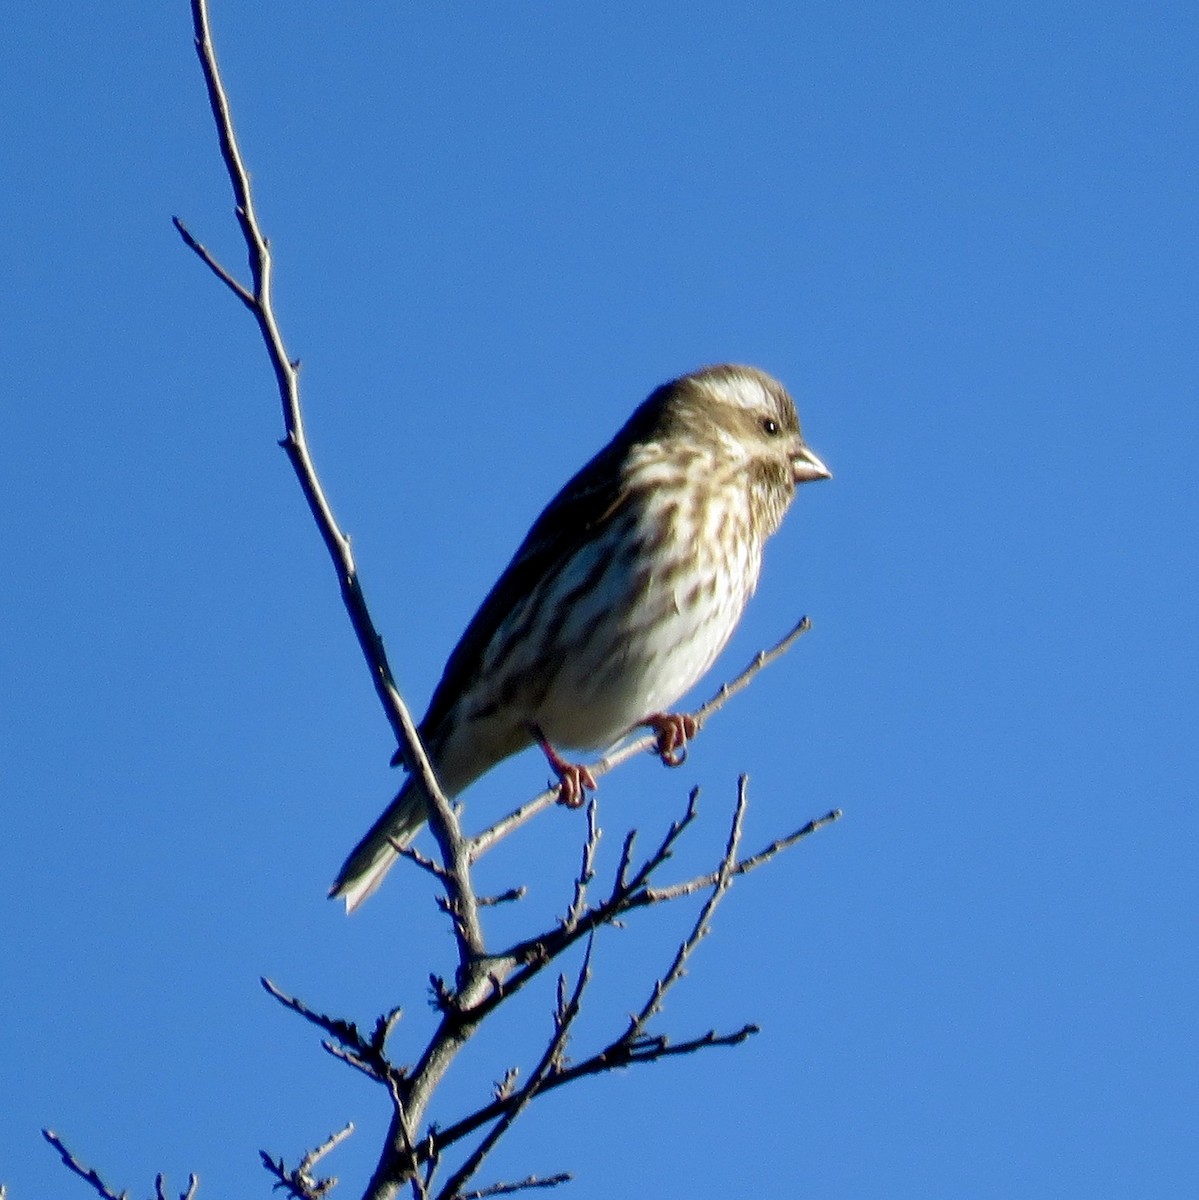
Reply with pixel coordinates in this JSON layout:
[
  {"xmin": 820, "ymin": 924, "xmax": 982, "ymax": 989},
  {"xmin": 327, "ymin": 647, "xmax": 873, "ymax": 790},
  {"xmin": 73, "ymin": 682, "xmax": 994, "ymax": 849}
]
[{"xmin": 331, "ymin": 364, "xmax": 829, "ymax": 910}]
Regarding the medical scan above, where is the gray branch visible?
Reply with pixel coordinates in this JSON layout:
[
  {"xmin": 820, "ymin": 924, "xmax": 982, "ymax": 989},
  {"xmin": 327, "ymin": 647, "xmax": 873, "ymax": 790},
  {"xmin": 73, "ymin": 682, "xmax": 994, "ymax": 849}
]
[{"xmin": 42, "ymin": 1131, "xmax": 197, "ymax": 1200}]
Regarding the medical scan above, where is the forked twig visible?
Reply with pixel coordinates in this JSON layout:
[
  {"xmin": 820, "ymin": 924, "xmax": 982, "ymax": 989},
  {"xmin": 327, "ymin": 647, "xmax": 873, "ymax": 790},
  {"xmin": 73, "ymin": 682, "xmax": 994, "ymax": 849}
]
[
  {"xmin": 175, "ymin": 0, "xmax": 440, "ymax": 845},
  {"xmin": 262, "ymin": 977, "xmax": 401, "ymax": 1083},
  {"xmin": 434, "ymin": 940, "xmax": 595, "ymax": 1200},
  {"xmin": 624, "ymin": 775, "xmax": 749, "ymax": 1040},
  {"xmin": 260, "ymin": 1123, "xmax": 354, "ymax": 1200}
]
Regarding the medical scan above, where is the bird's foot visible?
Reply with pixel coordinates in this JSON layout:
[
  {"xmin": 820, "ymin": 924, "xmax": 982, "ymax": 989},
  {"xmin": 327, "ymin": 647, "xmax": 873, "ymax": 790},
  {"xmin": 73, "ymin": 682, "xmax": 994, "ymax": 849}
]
[
  {"xmin": 532, "ymin": 727, "xmax": 598, "ymax": 809},
  {"xmin": 645, "ymin": 712, "xmax": 699, "ymax": 767}
]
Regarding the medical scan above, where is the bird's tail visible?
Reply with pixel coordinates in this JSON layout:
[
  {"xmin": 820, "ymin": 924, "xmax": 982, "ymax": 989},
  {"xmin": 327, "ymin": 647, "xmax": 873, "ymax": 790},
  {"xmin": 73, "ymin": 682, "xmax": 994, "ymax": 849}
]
[{"xmin": 329, "ymin": 778, "xmax": 428, "ymax": 913}]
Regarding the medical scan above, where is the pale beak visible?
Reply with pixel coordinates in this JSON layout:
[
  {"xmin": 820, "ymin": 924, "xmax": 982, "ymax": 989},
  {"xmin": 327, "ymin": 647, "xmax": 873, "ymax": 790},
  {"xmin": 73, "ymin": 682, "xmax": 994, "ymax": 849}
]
[{"xmin": 793, "ymin": 444, "xmax": 832, "ymax": 483}]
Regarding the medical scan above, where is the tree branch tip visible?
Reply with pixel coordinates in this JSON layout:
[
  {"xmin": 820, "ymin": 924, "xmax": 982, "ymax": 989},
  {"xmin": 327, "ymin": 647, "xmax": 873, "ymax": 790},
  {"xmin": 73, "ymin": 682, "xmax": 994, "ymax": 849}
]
[
  {"xmin": 478, "ymin": 885, "xmax": 528, "ymax": 907},
  {"xmin": 260, "ymin": 975, "xmax": 292, "ymax": 1005}
]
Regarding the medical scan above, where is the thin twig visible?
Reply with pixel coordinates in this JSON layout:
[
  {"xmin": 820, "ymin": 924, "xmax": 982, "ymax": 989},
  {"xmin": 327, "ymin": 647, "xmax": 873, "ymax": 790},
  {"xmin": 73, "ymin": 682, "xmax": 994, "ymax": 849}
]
[
  {"xmin": 177, "ymin": 0, "xmax": 451, "ymax": 870},
  {"xmin": 41, "ymin": 1131, "xmax": 129, "ymax": 1200},
  {"xmin": 155, "ymin": 1171, "xmax": 198, "ymax": 1200},
  {"xmin": 262, "ymin": 978, "xmax": 368, "ymax": 1048},
  {"xmin": 262, "ymin": 977, "xmax": 400, "ymax": 1083},
  {"xmin": 383, "ymin": 779, "xmax": 835, "ymax": 1170},
  {"xmin": 644, "ymin": 805, "xmax": 842, "ymax": 902},
  {"xmin": 562, "ymin": 799, "xmax": 600, "ymax": 929},
  {"xmin": 458, "ymin": 789, "xmax": 702, "ymax": 1024},
  {"xmin": 395, "ymin": 842, "xmax": 452, "ymax": 883},
  {"xmin": 476, "ymin": 886, "xmax": 528, "ymax": 908},
  {"xmin": 469, "ymin": 615, "xmax": 812, "ymax": 856},
  {"xmin": 417, "ymin": 1012, "xmax": 757, "ymax": 1160},
  {"xmin": 625, "ymin": 776, "xmax": 749, "ymax": 1040},
  {"xmin": 434, "ymin": 940, "xmax": 595, "ymax": 1200},
  {"xmin": 260, "ymin": 1122, "xmax": 354, "ymax": 1200},
  {"xmin": 170, "ymin": 216, "xmax": 254, "ymax": 308},
  {"xmin": 386, "ymin": 1079, "xmax": 430, "ymax": 1200},
  {"xmin": 458, "ymin": 1174, "xmax": 572, "ymax": 1198}
]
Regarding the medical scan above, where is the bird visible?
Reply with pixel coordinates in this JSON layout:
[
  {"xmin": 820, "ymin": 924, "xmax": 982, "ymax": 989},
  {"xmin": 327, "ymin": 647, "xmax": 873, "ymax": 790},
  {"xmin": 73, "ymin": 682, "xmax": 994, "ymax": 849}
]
[{"xmin": 330, "ymin": 364, "xmax": 830, "ymax": 911}]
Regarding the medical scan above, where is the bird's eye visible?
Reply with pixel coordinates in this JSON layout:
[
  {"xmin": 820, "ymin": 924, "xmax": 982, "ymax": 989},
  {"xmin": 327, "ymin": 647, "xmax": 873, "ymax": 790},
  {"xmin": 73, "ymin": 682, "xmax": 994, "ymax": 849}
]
[{"xmin": 761, "ymin": 417, "xmax": 780, "ymax": 436}]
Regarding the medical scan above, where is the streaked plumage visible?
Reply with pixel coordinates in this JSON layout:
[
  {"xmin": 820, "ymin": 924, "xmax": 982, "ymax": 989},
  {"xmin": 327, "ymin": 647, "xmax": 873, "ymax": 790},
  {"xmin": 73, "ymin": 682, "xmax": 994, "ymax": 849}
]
[{"xmin": 331, "ymin": 364, "xmax": 829, "ymax": 910}]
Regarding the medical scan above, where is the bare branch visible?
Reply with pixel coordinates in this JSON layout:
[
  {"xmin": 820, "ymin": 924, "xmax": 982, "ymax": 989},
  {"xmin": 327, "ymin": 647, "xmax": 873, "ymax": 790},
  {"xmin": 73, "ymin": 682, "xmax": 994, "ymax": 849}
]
[
  {"xmin": 384, "ymin": 1080, "xmax": 431, "ymax": 1200},
  {"xmin": 434, "ymin": 940, "xmax": 595, "ymax": 1200},
  {"xmin": 644, "ymin": 805, "xmax": 843, "ymax": 902},
  {"xmin": 469, "ymin": 615, "xmax": 813, "ymax": 856},
  {"xmin": 697, "ymin": 614, "xmax": 813, "ymax": 720},
  {"xmin": 458, "ymin": 1174, "xmax": 572, "ymax": 1199},
  {"xmin": 260, "ymin": 1123, "xmax": 353, "ymax": 1200},
  {"xmin": 170, "ymin": 216, "xmax": 255, "ymax": 307},
  {"xmin": 177, "ymin": 0, "xmax": 447, "ymax": 848},
  {"xmin": 157, "ymin": 1170, "xmax": 197, "ymax": 1200},
  {"xmin": 422, "ymin": 784, "xmax": 487, "ymax": 968},
  {"xmin": 395, "ymin": 841, "xmax": 452, "ymax": 884},
  {"xmin": 625, "ymin": 776, "xmax": 748, "ymax": 1041},
  {"xmin": 262, "ymin": 977, "xmax": 399, "ymax": 1084},
  {"xmin": 476, "ymin": 886, "xmax": 528, "ymax": 908},
  {"xmin": 41, "ymin": 1130, "xmax": 130, "ymax": 1200},
  {"xmin": 562, "ymin": 799, "xmax": 601, "ymax": 930},
  {"xmin": 421, "ymin": 1013, "xmax": 757, "ymax": 1160}
]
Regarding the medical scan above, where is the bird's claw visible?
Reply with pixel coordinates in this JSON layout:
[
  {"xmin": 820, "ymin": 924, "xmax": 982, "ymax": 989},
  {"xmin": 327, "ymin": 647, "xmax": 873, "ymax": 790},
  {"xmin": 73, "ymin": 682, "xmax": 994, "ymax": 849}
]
[
  {"xmin": 532, "ymin": 726, "xmax": 598, "ymax": 809},
  {"xmin": 645, "ymin": 712, "xmax": 699, "ymax": 768},
  {"xmin": 551, "ymin": 761, "xmax": 598, "ymax": 809}
]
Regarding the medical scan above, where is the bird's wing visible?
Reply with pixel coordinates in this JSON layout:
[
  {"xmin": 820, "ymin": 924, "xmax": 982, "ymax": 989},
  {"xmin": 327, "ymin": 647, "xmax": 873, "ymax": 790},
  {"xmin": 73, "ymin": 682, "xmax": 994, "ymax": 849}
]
[{"xmin": 419, "ymin": 437, "xmax": 634, "ymax": 743}]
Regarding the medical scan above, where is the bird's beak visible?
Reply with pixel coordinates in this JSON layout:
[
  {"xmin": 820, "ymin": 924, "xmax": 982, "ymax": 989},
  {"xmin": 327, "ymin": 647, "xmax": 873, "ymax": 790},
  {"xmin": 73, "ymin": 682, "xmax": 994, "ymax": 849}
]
[{"xmin": 793, "ymin": 444, "xmax": 832, "ymax": 484}]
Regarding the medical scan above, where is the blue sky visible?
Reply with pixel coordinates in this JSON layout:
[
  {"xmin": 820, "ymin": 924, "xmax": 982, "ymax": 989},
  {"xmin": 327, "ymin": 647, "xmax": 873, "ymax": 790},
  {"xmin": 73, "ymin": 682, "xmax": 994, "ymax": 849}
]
[{"xmin": 3, "ymin": 2, "xmax": 1196, "ymax": 1197}]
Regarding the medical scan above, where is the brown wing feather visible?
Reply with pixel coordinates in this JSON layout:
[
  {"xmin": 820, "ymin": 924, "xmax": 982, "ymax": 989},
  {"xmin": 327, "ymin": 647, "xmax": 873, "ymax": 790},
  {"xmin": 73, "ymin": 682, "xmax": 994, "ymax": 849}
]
[{"xmin": 418, "ymin": 427, "xmax": 641, "ymax": 744}]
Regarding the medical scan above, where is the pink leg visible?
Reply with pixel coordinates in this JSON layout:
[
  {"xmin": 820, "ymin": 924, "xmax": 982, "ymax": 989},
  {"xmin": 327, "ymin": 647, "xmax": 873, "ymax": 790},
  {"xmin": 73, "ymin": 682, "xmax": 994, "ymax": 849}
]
[
  {"xmin": 645, "ymin": 712, "xmax": 699, "ymax": 767},
  {"xmin": 532, "ymin": 727, "xmax": 598, "ymax": 809}
]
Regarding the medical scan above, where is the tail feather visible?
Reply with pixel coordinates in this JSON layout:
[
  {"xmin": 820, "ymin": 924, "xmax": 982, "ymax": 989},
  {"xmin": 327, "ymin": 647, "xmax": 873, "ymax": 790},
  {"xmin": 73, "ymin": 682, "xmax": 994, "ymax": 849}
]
[{"xmin": 329, "ymin": 779, "xmax": 428, "ymax": 913}]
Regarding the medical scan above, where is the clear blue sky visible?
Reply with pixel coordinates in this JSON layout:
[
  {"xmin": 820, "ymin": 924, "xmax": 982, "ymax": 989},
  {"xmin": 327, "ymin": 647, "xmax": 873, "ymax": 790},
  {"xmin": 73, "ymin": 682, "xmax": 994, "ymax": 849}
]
[{"xmin": 3, "ymin": 2, "xmax": 1196, "ymax": 1197}]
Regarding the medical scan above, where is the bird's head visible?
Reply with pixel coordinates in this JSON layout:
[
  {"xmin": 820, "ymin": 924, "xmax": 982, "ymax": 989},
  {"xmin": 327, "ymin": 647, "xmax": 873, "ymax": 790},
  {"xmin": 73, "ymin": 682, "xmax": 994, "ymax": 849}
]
[{"xmin": 638, "ymin": 364, "xmax": 830, "ymax": 537}]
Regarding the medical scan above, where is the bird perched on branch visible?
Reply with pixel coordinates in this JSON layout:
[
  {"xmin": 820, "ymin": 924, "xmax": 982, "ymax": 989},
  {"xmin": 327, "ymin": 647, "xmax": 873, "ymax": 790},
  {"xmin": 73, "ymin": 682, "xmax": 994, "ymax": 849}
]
[{"xmin": 331, "ymin": 364, "xmax": 830, "ymax": 911}]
